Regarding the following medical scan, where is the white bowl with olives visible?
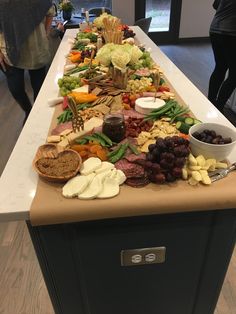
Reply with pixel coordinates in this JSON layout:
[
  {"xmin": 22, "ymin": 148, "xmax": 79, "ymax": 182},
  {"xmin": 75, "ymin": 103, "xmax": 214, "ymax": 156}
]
[{"xmin": 189, "ymin": 122, "xmax": 236, "ymax": 161}]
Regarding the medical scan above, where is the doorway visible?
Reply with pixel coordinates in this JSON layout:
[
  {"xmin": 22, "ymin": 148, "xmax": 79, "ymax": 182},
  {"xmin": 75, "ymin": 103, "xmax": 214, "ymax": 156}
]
[{"xmin": 135, "ymin": 0, "xmax": 182, "ymax": 44}]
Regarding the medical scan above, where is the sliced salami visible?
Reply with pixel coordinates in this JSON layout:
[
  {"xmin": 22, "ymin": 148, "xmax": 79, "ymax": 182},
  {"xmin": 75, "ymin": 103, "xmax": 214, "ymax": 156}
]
[
  {"xmin": 115, "ymin": 159, "xmax": 145, "ymax": 178},
  {"xmin": 125, "ymin": 175, "xmax": 150, "ymax": 188}
]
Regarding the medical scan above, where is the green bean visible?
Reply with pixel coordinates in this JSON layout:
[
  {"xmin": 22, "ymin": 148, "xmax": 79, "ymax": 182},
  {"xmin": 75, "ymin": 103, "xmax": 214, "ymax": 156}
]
[
  {"xmin": 57, "ymin": 111, "xmax": 68, "ymax": 124},
  {"xmin": 145, "ymin": 102, "xmax": 175, "ymax": 120},
  {"xmin": 170, "ymin": 108, "xmax": 190, "ymax": 123},
  {"xmin": 57, "ymin": 114, "xmax": 64, "ymax": 124}
]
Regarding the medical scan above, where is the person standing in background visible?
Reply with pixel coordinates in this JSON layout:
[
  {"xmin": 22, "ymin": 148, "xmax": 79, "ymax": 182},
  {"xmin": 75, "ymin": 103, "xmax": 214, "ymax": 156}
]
[
  {"xmin": 208, "ymin": 0, "xmax": 236, "ymax": 113},
  {"xmin": 0, "ymin": 0, "xmax": 54, "ymax": 124}
]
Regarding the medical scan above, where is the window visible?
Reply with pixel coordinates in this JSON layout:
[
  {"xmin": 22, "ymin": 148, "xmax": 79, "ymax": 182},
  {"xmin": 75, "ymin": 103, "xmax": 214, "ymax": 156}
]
[
  {"xmin": 54, "ymin": 0, "xmax": 112, "ymax": 14},
  {"xmin": 146, "ymin": 0, "xmax": 171, "ymax": 32}
]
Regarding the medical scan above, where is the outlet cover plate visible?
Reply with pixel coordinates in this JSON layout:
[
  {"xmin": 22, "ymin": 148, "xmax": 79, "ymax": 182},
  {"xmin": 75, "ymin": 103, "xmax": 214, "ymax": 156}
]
[{"xmin": 121, "ymin": 247, "xmax": 166, "ymax": 266}]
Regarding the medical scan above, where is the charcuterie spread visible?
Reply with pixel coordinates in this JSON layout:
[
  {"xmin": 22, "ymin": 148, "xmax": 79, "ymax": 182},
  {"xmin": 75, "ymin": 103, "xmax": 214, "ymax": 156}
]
[
  {"xmin": 33, "ymin": 12, "xmax": 236, "ymax": 196},
  {"xmin": 29, "ymin": 13, "xmax": 236, "ymax": 225}
]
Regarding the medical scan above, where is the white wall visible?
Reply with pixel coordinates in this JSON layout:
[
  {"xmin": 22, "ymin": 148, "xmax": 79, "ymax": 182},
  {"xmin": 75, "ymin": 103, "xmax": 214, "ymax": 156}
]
[
  {"xmin": 179, "ymin": 0, "xmax": 215, "ymax": 38},
  {"xmin": 112, "ymin": 0, "xmax": 214, "ymax": 39},
  {"xmin": 112, "ymin": 0, "xmax": 135, "ymax": 25}
]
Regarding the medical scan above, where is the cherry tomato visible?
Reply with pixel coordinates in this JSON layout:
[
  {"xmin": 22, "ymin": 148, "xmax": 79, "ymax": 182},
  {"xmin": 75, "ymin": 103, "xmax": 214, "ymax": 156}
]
[
  {"xmin": 122, "ymin": 97, "xmax": 130, "ymax": 104},
  {"xmin": 158, "ymin": 86, "xmax": 170, "ymax": 92},
  {"xmin": 130, "ymin": 99, "xmax": 136, "ymax": 107}
]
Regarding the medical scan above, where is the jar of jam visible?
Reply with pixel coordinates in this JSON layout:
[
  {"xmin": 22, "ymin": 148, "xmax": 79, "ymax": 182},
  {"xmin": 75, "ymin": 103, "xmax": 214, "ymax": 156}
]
[{"xmin": 102, "ymin": 113, "xmax": 126, "ymax": 143}]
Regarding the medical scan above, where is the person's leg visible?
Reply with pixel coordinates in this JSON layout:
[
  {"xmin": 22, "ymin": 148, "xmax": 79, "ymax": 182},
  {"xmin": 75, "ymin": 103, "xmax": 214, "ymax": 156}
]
[
  {"xmin": 0, "ymin": 65, "xmax": 32, "ymax": 116},
  {"xmin": 28, "ymin": 66, "xmax": 46, "ymax": 100},
  {"xmin": 208, "ymin": 33, "xmax": 228, "ymax": 105},
  {"xmin": 215, "ymin": 35, "xmax": 236, "ymax": 112}
]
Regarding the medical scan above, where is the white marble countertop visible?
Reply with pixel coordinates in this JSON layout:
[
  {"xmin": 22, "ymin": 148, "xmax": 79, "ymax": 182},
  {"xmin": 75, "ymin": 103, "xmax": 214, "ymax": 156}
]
[{"xmin": 0, "ymin": 27, "xmax": 235, "ymax": 222}]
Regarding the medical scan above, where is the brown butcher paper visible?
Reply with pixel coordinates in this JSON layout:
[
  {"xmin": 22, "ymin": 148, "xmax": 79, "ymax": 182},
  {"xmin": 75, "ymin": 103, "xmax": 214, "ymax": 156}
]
[{"xmin": 30, "ymin": 77, "xmax": 236, "ymax": 226}]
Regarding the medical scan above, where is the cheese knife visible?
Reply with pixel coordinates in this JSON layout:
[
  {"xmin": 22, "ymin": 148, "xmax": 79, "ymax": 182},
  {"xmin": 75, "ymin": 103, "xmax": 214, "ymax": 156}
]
[{"xmin": 209, "ymin": 162, "xmax": 236, "ymax": 182}]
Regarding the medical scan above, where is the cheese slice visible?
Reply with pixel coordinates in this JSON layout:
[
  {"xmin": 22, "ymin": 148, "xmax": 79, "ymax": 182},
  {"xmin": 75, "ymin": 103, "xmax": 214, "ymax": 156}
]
[
  {"xmin": 80, "ymin": 157, "xmax": 102, "ymax": 175},
  {"xmin": 60, "ymin": 129, "xmax": 72, "ymax": 136},
  {"xmin": 95, "ymin": 161, "xmax": 115, "ymax": 174},
  {"xmin": 97, "ymin": 177, "xmax": 120, "ymax": 199},
  {"xmin": 135, "ymin": 97, "xmax": 165, "ymax": 115},
  {"xmin": 78, "ymin": 176, "xmax": 103, "ymax": 200},
  {"xmin": 95, "ymin": 170, "xmax": 113, "ymax": 183},
  {"xmin": 47, "ymin": 135, "xmax": 61, "ymax": 143},
  {"xmin": 113, "ymin": 169, "xmax": 126, "ymax": 185},
  {"xmin": 72, "ymin": 85, "xmax": 89, "ymax": 93},
  {"xmin": 58, "ymin": 137, "xmax": 69, "ymax": 148},
  {"xmin": 62, "ymin": 175, "xmax": 89, "ymax": 198},
  {"xmin": 67, "ymin": 117, "xmax": 104, "ymax": 143}
]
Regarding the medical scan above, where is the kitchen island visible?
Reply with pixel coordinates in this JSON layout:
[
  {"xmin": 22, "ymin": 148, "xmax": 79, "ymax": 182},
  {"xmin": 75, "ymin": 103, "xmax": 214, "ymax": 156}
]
[{"xmin": 0, "ymin": 27, "xmax": 235, "ymax": 314}]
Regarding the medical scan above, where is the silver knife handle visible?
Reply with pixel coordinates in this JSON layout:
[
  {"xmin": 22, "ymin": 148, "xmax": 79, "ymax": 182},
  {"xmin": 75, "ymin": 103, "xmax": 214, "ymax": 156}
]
[{"xmin": 227, "ymin": 162, "xmax": 236, "ymax": 173}]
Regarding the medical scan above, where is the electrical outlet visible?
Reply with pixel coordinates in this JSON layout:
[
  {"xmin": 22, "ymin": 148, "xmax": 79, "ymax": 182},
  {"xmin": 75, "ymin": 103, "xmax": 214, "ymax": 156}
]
[{"xmin": 121, "ymin": 247, "xmax": 166, "ymax": 266}]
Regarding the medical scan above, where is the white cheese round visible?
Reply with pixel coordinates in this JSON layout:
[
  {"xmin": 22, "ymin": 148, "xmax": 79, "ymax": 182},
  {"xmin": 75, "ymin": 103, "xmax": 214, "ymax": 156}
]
[{"xmin": 135, "ymin": 97, "xmax": 165, "ymax": 115}]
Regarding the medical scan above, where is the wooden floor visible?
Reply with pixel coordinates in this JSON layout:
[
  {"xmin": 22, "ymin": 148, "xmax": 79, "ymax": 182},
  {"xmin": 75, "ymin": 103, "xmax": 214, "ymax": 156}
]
[{"xmin": 0, "ymin": 42, "xmax": 235, "ymax": 314}]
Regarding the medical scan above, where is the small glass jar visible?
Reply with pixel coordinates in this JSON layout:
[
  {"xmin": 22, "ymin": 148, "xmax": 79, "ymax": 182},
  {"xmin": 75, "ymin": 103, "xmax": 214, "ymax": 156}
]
[{"xmin": 102, "ymin": 113, "xmax": 126, "ymax": 143}]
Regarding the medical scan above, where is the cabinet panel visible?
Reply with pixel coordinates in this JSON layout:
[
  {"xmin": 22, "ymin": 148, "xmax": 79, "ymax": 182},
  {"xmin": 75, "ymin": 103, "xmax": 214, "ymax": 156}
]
[{"xmin": 28, "ymin": 209, "xmax": 236, "ymax": 314}]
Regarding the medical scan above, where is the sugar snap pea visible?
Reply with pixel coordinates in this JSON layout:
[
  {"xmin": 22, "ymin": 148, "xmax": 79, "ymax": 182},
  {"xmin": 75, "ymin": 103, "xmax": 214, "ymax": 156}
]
[
  {"xmin": 75, "ymin": 138, "xmax": 87, "ymax": 145},
  {"xmin": 128, "ymin": 143, "xmax": 140, "ymax": 155},
  {"xmin": 109, "ymin": 143, "xmax": 129, "ymax": 163},
  {"xmin": 95, "ymin": 132, "xmax": 113, "ymax": 147},
  {"xmin": 92, "ymin": 134, "xmax": 106, "ymax": 146}
]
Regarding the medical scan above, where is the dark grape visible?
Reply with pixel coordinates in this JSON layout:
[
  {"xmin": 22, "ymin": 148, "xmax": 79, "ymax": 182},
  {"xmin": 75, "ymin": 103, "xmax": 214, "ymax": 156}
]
[
  {"xmin": 156, "ymin": 138, "xmax": 166, "ymax": 150},
  {"xmin": 148, "ymin": 144, "xmax": 156, "ymax": 152},
  {"xmin": 165, "ymin": 137, "xmax": 175, "ymax": 149},
  {"xmin": 160, "ymin": 159, "xmax": 174, "ymax": 170},
  {"xmin": 146, "ymin": 152, "xmax": 156, "ymax": 162},
  {"xmin": 172, "ymin": 167, "xmax": 183, "ymax": 178},
  {"xmin": 161, "ymin": 152, "xmax": 175, "ymax": 162},
  {"xmin": 145, "ymin": 161, "xmax": 154, "ymax": 168},
  {"xmin": 166, "ymin": 173, "xmax": 176, "ymax": 182},
  {"xmin": 154, "ymin": 173, "xmax": 166, "ymax": 184},
  {"xmin": 151, "ymin": 163, "xmax": 161, "ymax": 172},
  {"xmin": 171, "ymin": 136, "xmax": 181, "ymax": 144},
  {"xmin": 148, "ymin": 173, "xmax": 157, "ymax": 183},
  {"xmin": 174, "ymin": 157, "xmax": 186, "ymax": 168},
  {"xmin": 173, "ymin": 145, "xmax": 185, "ymax": 157},
  {"xmin": 146, "ymin": 136, "xmax": 190, "ymax": 185},
  {"xmin": 152, "ymin": 148, "xmax": 161, "ymax": 161}
]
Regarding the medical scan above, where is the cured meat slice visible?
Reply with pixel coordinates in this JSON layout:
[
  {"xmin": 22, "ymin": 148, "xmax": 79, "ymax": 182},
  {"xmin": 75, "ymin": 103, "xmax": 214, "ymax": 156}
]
[
  {"xmin": 125, "ymin": 153, "xmax": 146, "ymax": 163},
  {"xmin": 134, "ymin": 69, "xmax": 151, "ymax": 77},
  {"xmin": 122, "ymin": 109, "xmax": 145, "ymax": 119},
  {"xmin": 115, "ymin": 159, "xmax": 145, "ymax": 178},
  {"xmin": 125, "ymin": 176, "xmax": 150, "ymax": 188},
  {"xmin": 51, "ymin": 122, "xmax": 72, "ymax": 135}
]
